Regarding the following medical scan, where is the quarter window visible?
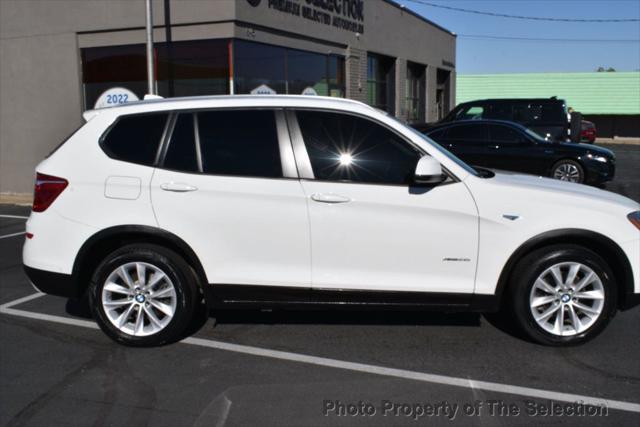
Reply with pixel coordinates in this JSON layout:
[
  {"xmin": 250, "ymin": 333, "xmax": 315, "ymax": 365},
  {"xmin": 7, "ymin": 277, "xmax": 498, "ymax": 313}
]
[
  {"xmin": 197, "ymin": 110, "xmax": 282, "ymax": 178},
  {"xmin": 296, "ymin": 110, "xmax": 420, "ymax": 185},
  {"xmin": 101, "ymin": 113, "xmax": 169, "ymax": 166}
]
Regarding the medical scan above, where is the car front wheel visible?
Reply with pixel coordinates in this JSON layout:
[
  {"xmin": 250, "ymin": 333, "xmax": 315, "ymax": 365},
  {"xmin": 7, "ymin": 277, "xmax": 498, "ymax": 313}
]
[
  {"xmin": 552, "ymin": 159, "xmax": 584, "ymax": 183},
  {"xmin": 89, "ymin": 244, "xmax": 200, "ymax": 346},
  {"xmin": 510, "ymin": 245, "xmax": 617, "ymax": 346}
]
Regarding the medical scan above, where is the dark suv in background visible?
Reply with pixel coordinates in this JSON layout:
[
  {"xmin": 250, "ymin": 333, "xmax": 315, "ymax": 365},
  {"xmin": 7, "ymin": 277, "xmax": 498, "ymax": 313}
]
[{"xmin": 420, "ymin": 97, "xmax": 582, "ymax": 143}]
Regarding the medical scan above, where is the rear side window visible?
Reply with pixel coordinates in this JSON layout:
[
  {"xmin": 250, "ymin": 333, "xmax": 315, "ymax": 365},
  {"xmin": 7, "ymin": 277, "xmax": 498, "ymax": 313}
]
[
  {"xmin": 197, "ymin": 110, "xmax": 282, "ymax": 178},
  {"xmin": 101, "ymin": 113, "xmax": 168, "ymax": 166},
  {"xmin": 446, "ymin": 124, "xmax": 488, "ymax": 143}
]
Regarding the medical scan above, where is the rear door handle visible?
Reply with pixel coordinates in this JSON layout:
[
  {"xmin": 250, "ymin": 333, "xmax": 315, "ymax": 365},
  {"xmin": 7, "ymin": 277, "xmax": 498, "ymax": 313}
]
[
  {"xmin": 310, "ymin": 193, "xmax": 351, "ymax": 204},
  {"xmin": 160, "ymin": 182, "xmax": 198, "ymax": 192}
]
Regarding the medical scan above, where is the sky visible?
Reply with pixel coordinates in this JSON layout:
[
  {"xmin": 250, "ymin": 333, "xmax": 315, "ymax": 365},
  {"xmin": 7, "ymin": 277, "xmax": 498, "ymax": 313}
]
[{"xmin": 401, "ymin": 0, "xmax": 640, "ymax": 74}]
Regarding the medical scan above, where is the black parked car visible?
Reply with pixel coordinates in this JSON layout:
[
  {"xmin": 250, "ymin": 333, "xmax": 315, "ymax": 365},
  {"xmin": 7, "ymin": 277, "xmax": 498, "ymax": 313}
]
[
  {"xmin": 419, "ymin": 97, "xmax": 582, "ymax": 143},
  {"xmin": 423, "ymin": 120, "xmax": 615, "ymax": 185}
]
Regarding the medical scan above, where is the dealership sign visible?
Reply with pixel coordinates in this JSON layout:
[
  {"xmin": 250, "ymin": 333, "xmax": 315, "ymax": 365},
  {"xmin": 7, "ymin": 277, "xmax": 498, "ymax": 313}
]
[
  {"xmin": 94, "ymin": 87, "xmax": 139, "ymax": 109},
  {"xmin": 251, "ymin": 0, "xmax": 365, "ymax": 33}
]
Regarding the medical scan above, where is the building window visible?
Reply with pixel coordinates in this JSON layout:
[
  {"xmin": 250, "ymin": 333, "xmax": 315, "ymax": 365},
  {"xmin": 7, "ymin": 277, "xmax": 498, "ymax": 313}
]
[
  {"xmin": 367, "ymin": 53, "xmax": 395, "ymax": 114},
  {"xmin": 157, "ymin": 39, "xmax": 230, "ymax": 98},
  {"xmin": 436, "ymin": 68, "xmax": 451, "ymax": 120},
  {"xmin": 81, "ymin": 39, "xmax": 344, "ymax": 109},
  {"xmin": 233, "ymin": 40, "xmax": 345, "ymax": 96},
  {"xmin": 406, "ymin": 62, "xmax": 425, "ymax": 123},
  {"xmin": 81, "ymin": 44, "xmax": 147, "ymax": 109},
  {"xmin": 81, "ymin": 40, "xmax": 230, "ymax": 109},
  {"xmin": 234, "ymin": 41, "xmax": 287, "ymax": 94}
]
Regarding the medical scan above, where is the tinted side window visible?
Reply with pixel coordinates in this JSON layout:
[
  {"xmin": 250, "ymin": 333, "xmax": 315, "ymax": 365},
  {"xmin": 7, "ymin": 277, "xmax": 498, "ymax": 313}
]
[
  {"xmin": 489, "ymin": 125, "xmax": 525, "ymax": 144},
  {"xmin": 484, "ymin": 104, "xmax": 512, "ymax": 121},
  {"xmin": 102, "ymin": 113, "xmax": 168, "ymax": 165},
  {"xmin": 460, "ymin": 106, "xmax": 484, "ymax": 120},
  {"xmin": 446, "ymin": 124, "xmax": 488, "ymax": 143},
  {"xmin": 198, "ymin": 110, "xmax": 282, "ymax": 178},
  {"xmin": 164, "ymin": 114, "xmax": 198, "ymax": 172},
  {"xmin": 296, "ymin": 110, "xmax": 420, "ymax": 185},
  {"xmin": 427, "ymin": 128, "xmax": 447, "ymax": 141},
  {"xmin": 513, "ymin": 102, "xmax": 565, "ymax": 124}
]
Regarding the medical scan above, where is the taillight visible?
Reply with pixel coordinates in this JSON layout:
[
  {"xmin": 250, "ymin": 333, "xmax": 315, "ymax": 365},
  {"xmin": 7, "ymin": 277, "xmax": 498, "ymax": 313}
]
[{"xmin": 32, "ymin": 173, "xmax": 68, "ymax": 212}]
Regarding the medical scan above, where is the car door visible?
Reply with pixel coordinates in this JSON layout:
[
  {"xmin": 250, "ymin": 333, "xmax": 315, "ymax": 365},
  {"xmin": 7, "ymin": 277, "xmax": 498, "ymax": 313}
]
[
  {"xmin": 289, "ymin": 109, "xmax": 478, "ymax": 295},
  {"xmin": 150, "ymin": 109, "xmax": 311, "ymax": 291},
  {"xmin": 442, "ymin": 123, "xmax": 491, "ymax": 169}
]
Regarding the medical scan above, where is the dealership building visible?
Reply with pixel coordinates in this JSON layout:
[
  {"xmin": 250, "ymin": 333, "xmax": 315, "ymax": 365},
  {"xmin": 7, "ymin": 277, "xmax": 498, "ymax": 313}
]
[{"xmin": 0, "ymin": 0, "xmax": 456, "ymax": 196}]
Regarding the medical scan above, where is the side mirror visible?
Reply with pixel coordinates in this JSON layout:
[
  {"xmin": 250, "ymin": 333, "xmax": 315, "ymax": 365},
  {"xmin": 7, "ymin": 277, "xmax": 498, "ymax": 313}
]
[{"xmin": 414, "ymin": 156, "xmax": 446, "ymax": 185}]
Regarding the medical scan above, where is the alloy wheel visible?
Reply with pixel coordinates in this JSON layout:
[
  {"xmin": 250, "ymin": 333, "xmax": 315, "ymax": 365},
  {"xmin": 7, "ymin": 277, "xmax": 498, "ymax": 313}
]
[
  {"xmin": 553, "ymin": 163, "xmax": 581, "ymax": 182},
  {"xmin": 101, "ymin": 262, "xmax": 177, "ymax": 337},
  {"xmin": 529, "ymin": 262, "xmax": 605, "ymax": 337}
]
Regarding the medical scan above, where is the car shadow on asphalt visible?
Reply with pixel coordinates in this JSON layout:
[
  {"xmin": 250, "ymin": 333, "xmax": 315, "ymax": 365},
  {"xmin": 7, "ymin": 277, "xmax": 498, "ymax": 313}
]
[{"xmin": 65, "ymin": 296, "xmax": 530, "ymax": 343}]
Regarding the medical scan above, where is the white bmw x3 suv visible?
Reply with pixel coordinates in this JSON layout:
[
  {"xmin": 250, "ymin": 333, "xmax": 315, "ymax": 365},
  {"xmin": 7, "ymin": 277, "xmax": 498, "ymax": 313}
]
[{"xmin": 23, "ymin": 95, "xmax": 640, "ymax": 347}]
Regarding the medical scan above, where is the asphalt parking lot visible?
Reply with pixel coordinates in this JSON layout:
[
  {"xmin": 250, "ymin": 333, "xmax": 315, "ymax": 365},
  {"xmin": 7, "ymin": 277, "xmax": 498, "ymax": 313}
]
[{"xmin": 1, "ymin": 144, "xmax": 639, "ymax": 426}]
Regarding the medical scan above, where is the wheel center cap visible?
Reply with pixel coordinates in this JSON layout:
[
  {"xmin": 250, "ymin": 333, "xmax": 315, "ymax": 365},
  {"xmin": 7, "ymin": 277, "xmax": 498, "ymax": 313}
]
[
  {"xmin": 561, "ymin": 294, "xmax": 571, "ymax": 303},
  {"xmin": 135, "ymin": 294, "xmax": 146, "ymax": 303}
]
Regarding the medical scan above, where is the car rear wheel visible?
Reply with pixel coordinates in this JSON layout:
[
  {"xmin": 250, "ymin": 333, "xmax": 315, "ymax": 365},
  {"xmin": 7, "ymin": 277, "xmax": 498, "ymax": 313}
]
[
  {"xmin": 89, "ymin": 244, "xmax": 200, "ymax": 346},
  {"xmin": 552, "ymin": 160, "xmax": 584, "ymax": 183},
  {"xmin": 509, "ymin": 245, "xmax": 617, "ymax": 346}
]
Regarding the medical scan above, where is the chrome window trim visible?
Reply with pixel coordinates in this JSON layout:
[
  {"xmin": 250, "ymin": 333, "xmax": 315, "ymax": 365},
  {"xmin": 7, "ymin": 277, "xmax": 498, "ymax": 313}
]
[
  {"xmin": 192, "ymin": 112, "xmax": 204, "ymax": 173},
  {"xmin": 275, "ymin": 110, "xmax": 298, "ymax": 179},
  {"xmin": 284, "ymin": 110, "xmax": 315, "ymax": 179},
  {"xmin": 156, "ymin": 113, "xmax": 178, "ymax": 167}
]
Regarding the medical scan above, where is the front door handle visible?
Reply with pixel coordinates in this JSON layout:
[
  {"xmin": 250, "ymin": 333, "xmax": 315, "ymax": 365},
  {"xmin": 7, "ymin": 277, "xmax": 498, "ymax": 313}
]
[
  {"xmin": 160, "ymin": 182, "xmax": 198, "ymax": 192},
  {"xmin": 310, "ymin": 193, "xmax": 351, "ymax": 204}
]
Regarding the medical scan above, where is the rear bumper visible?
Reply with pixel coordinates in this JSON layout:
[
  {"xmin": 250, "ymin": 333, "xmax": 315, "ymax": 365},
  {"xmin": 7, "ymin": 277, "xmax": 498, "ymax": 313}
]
[{"xmin": 24, "ymin": 266, "xmax": 82, "ymax": 298}]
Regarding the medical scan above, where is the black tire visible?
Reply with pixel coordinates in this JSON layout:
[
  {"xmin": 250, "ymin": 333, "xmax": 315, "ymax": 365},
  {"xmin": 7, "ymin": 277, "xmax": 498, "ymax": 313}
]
[
  {"xmin": 509, "ymin": 245, "xmax": 617, "ymax": 346},
  {"xmin": 551, "ymin": 159, "xmax": 585, "ymax": 183},
  {"xmin": 89, "ymin": 244, "xmax": 200, "ymax": 347}
]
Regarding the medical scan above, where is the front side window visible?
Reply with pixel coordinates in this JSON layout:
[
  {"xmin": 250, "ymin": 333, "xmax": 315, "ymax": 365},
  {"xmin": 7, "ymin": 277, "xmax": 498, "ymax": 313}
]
[
  {"xmin": 489, "ymin": 125, "xmax": 525, "ymax": 144},
  {"xmin": 101, "ymin": 113, "xmax": 169, "ymax": 166},
  {"xmin": 296, "ymin": 110, "xmax": 420, "ymax": 185},
  {"xmin": 197, "ymin": 110, "xmax": 282, "ymax": 178},
  {"xmin": 462, "ymin": 106, "xmax": 484, "ymax": 120}
]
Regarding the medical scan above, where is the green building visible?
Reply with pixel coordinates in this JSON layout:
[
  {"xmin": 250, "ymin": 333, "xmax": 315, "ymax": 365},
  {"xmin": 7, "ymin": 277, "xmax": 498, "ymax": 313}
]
[{"xmin": 457, "ymin": 72, "xmax": 640, "ymax": 138}]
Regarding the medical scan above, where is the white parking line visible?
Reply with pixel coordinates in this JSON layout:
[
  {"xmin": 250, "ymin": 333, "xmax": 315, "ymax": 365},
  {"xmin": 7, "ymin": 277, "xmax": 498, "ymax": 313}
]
[
  {"xmin": 1, "ymin": 292, "xmax": 640, "ymax": 414},
  {"xmin": 0, "ymin": 214, "xmax": 29, "ymax": 220},
  {"xmin": 0, "ymin": 214, "xmax": 27, "ymax": 239},
  {"xmin": 0, "ymin": 231, "xmax": 25, "ymax": 239}
]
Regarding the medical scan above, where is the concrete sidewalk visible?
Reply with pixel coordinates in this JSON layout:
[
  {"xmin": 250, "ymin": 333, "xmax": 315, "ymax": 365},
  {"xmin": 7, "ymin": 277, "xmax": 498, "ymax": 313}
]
[{"xmin": 596, "ymin": 137, "xmax": 640, "ymax": 145}]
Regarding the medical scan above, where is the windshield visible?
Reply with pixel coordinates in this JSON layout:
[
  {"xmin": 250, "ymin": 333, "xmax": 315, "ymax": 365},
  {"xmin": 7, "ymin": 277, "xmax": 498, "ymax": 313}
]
[{"xmin": 385, "ymin": 114, "xmax": 480, "ymax": 177}]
